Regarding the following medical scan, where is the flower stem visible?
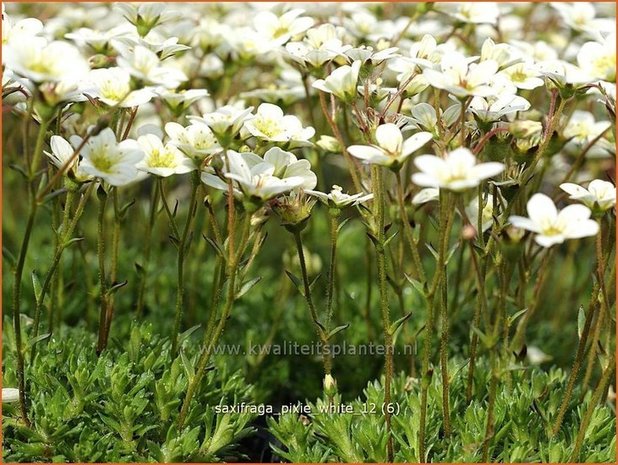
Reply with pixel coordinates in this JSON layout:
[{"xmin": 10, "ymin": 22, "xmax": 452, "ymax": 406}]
[
  {"xmin": 292, "ymin": 228, "xmax": 333, "ymax": 375},
  {"xmin": 171, "ymin": 171, "xmax": 201, "ymax": 356},
  {"xmin": 325, "ymin": 209, "xmax": 340, "ymax": 332},
  {"xmin": 102, "ymin": 188, "xmax": 121, "ymax": 345},
  {"xmin": 465, "ymin": 241, "xmax": 486, "ymax": 402},
  {"xmin": 31, "ymin": 189, "xmax": 76, "ymax": 340},
  {"xmin": 177, "ymin": 211, "xmax": 251, "ymax": 430},
  {"xmin": 550, "ymin": 282, "xmax": 599, "ymax": 437},
  {"xmin": 570, "ymin": 352, "xmax": 616, "ymax": 462},
  {"xmin": 395, "ymin": 173, "xmax": 426, "ymax": 282},
  {"xmin": 32, "ymin": 183, "xmax": 93, "ymax": 345},
  {"xmin": 419, "ymin": 189, "xmax": 455, "ymax": 460},
  {"xmin": 136, "ymin": 181, "xmax": 159, "ymax": 316},
  {"xmin": 481, "ymin": 352, "xmax": 499, "ymax": 462},
  {"xmin": 370, "ymin": 165, "xmax": 394, "ymax": 462},
  {"xmin": 317, "ymin": 91, "xmax": 362, "ymax": 191},
  {"xmin": 96, "ymin": 187, "xmax": 109, "ymax": 355},
  {"xmin": 11, "ymin": 118, "xmax": 49, "ymax": 426},
  {"xmin": 511, "ymin": 248, "xmax": 553, "ymax": 352}
]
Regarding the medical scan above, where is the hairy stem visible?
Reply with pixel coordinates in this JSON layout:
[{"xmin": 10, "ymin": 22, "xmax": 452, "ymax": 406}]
[
  {"xmin": 96, "ymin": 187, "xmax": 109, "ymax": 354},
  {"xmin": 12, "ymin": 118, "xmax": 49, "ymax": 426},
  {"xmin": 551, "ymin": 283, "xmax": 599, "ymax": 437},
  {"xmin": 136, "ymin": 181, "xmax": 159, "ymax": 316},
  {"xmin": 293, "ymin": 229, "xmax": 333, "ymax": 375},
  {"xmin": 171, "ymin": 171, "xmax": 200, "ymax": 356},
  {"xmin": 570, "ymin": 353, "xmax": 615, "ymax": 462},
  {"xmin": 370, "ymin": 165, "xmax": 394, "ymax": 462}
]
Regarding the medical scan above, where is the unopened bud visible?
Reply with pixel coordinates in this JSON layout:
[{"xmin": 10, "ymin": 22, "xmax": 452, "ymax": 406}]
[{"xmin": 323, "ymin": 374, "xmax": 337, "ymax": 396}]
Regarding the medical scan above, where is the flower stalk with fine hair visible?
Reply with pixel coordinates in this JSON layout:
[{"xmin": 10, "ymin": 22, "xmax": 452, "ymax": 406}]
[{"xmin": 369, "ymin": 165, "xmax": 394, "ymax": 462}]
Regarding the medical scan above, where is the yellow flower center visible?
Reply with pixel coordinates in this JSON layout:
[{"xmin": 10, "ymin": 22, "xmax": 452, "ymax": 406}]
[
  {"xmin": 91, "ymin": 150, "xmax": 115, "ymax": 173},
  {"xmin": 148, "ymin": 148, "xmax": 177, "ymax": 168},
  {"xmin": 254, "ymin": 117, "xmax": 282, "ymax": 138},
  {"xmin": 593, "ymin": 54, "xmax": 616, "ymax": 80}
]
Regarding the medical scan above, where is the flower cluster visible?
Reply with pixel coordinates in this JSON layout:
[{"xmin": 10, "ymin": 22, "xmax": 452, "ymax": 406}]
[{"xmin": 2, "ymin": 3, "xmax": 616, "ymax": 462}]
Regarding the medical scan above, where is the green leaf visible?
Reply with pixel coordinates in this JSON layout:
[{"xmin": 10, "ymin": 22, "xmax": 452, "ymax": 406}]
[
  {"xmin": 203, "ymin": 235, "xmax": 224, "ymax": 258},
  {"xmin": 425, "ymin": 242, "xmax": 438, "ymax": 260},
  {"xmin": 508, "ymin": 308, "xmax": 528, "ymax": 327},
  {"xmin": 2, "ymin": 246, "xmax": 17, "ymax": 269},
  {"xmin": 108, "ymin": 280, "xmax": 128, "ymax": 295},
  {"xmin": 471, "ymin": 325, "xmax": 494, "ymax": 349},
  {"xmin": 28, "ymin": 332, "xmax": 51, "ymax": 350},
  {"xmin": 327, "ymin": 324, "xmax": 349, "ymax": 340},
  {"xmin": 389, "ymin": 312, "xmax": 412, "ymax": 337},
  {"xmin": 180, "ymin": 350, "xmax": 195, "ymax": 380},
  {"xmin": 404, "ymin": 274, "xmax": 426, "ymax": 296},
  {"xmin": 309, "ymin": 273, "xmax": 321, "ymax": 291},
  {"xmin": 62, "ymin": 237, "xmax": 84, "ymax": 249},
  {"xmin": 383, "ymin": 229, "xmax": 399, "ymax": 248},
  {"xmin": 179, "ymin": 325, "xmax": 201, "ymax": 345},
  {"xmin": 237, "ymin": 277, "xmax": 261, "ymax": 299},
  {"xmin": 8, "ymin": 163, "xmax": 29, "ymax": 179},
  {"xmin": 337, "ymin": 217, "xmax": 351, "ymax": 234},
  {"xmin": 32, "ymin": 270, "xmax": 43, "ymax": 305},
  {"xmin": 577, "ymin": 305, "xmax": 585, "ymax": 340},
  {"xmin": 285, "ymin": 270, "xmax": 303, "ymax": 296},
  {"xmin": 118, "ymin": 198, "xmax": 136, "ymax": 219}
]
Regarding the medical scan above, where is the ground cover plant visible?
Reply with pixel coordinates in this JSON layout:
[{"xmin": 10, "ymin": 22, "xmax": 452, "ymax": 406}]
[{"xmin": 1, "ymin": 1, "xmax": 616, "ymax": 463}]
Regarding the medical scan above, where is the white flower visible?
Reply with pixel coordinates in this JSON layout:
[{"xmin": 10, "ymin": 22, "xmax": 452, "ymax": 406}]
[
  {"xmin": 344, "ymin": 46, "xmax": 399, "ymax": 65},
  {"xmin": 412, "ymin": 148, "xmax": 504, "ymax": 192},
  {"xmin": 560, "ymin": 179, "xmax": 616, "ymax": 212},
  {"xmin": 4, "ymin": 38, "xmax": 89, "ymax": 83},
  {"xmin": 225, "ymin": 27, "xmax": 276, "ymax": 61},
  {"xmin": 44, "ymin": 135, "xmax": 91, "ymax": 182},
  {"xmin": 312, "ymin": 60, "xmax": 362, "ymax": 102},
  {"xmin": 480, "ymin": 38, "xmax": 521, "ymax": 69},
  {"xmin": 407, "ymin": 103, "xmax": 439, "ymax": 133},
  {"xmin": 243, "ymin": 103, "xmax": 314, "ymax": 144},
  {"xmin": 64, "ymin": 25, "xmax": 132, "ymax": 53},
  {"xmin": 498, "ymin": 63, "xmax": 544, "ymax": 90},
  {"xmin": 285, "ymin": 24, "xmax": 351, "ymax": 68},
  {"xmin": 466, "ymin": 194, "xmax": 497, "ymax": 232},
  {"xmin": 201, "ymin": 150, "xmax": 308, "ymax": 201},
  {"xmin": 469, "ymin": 94, "xmax": 531, "ymax": 122},
  {"xmin": 527, "ymin": 346, "xmax": 552, "ymax": 365},
  {"xmin": 253, "ymin": 9, "xmax": 314, "ymax": 46},
  {"xmin": 537, "ymin": 60, "xmax": 593, "ymax": 88},
  {"xmin": 305, "ymin": 185, "xmax": 373, "ymax": 209},
  {"xmin": 85, "ymin": 67, "xmax": 154, "ymax": 107},
  {"xmin": 117, "ymin": 45, "xmax": 187, "ymax": 89},
  {"xmin": 165, "ymin": 122, "xmax": 221, "ymax": 162},
  {"xmin": 510, "ymin": 40, "xmax": 558, "ymax": 63},
  {"xmin": 260, "ymin": 147, "xmax": 317, "ymax": 190},
  {"xmin": 577, "ymin": 34, "xmax": 616, "ymax": 82},
  {"xmin": 156, "ymin": 88, "xmax": 209, "ymax": 113},
  {"xmin": 552, "ymin": 3, "xmax": 615, "ymax": 35},
  {"xmin": 114, "ymin": 3, "xmax": 179, "ymax": 35},
  {"xmin": 189, "ymin": 105, "xmax": 254, "ymax": 140},
  {"xmin": 563, "ymin": 110, "xmax": 612, "ymax": 145},
  {"xmin": 412, "ymin": 188, "xmax": 440, "ymax": 205},
  {"xmin": 509, "ymin": 193, "xmax": 599, "ymax": 247},
  {"xmin": 437, "ymin": 2, "xmax": 500, "ymax": 25},
  {"xmin": 2, "ymin": 388, "xmax": 20, "ymax": 403},
  {"xmin": 348, "ymin": 123, "xmax": 433, "ymax": 169},
  {"xmin": 73, "ymin": 128, "xmax": 143, "ymax": 186},
  {"xmin": 136, "ymin": 134, "xmax": 195, "ymax": 177},
  {"xmin": 2, "ymin": 13, "xmax": 43, "ymax": 46},
  {"xmin": 423, "ymin": 53, "xmax": 499, "ymax": 98}
]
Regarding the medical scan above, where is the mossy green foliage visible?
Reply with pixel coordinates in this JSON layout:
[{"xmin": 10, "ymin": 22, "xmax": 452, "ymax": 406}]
[
  {"xmin": 2, "ymin": 323, "xmax": 256, "ymax": 462},
  {"xmin": 269, "ymin": 363, "xmax": 616, "ymax": 463}
]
